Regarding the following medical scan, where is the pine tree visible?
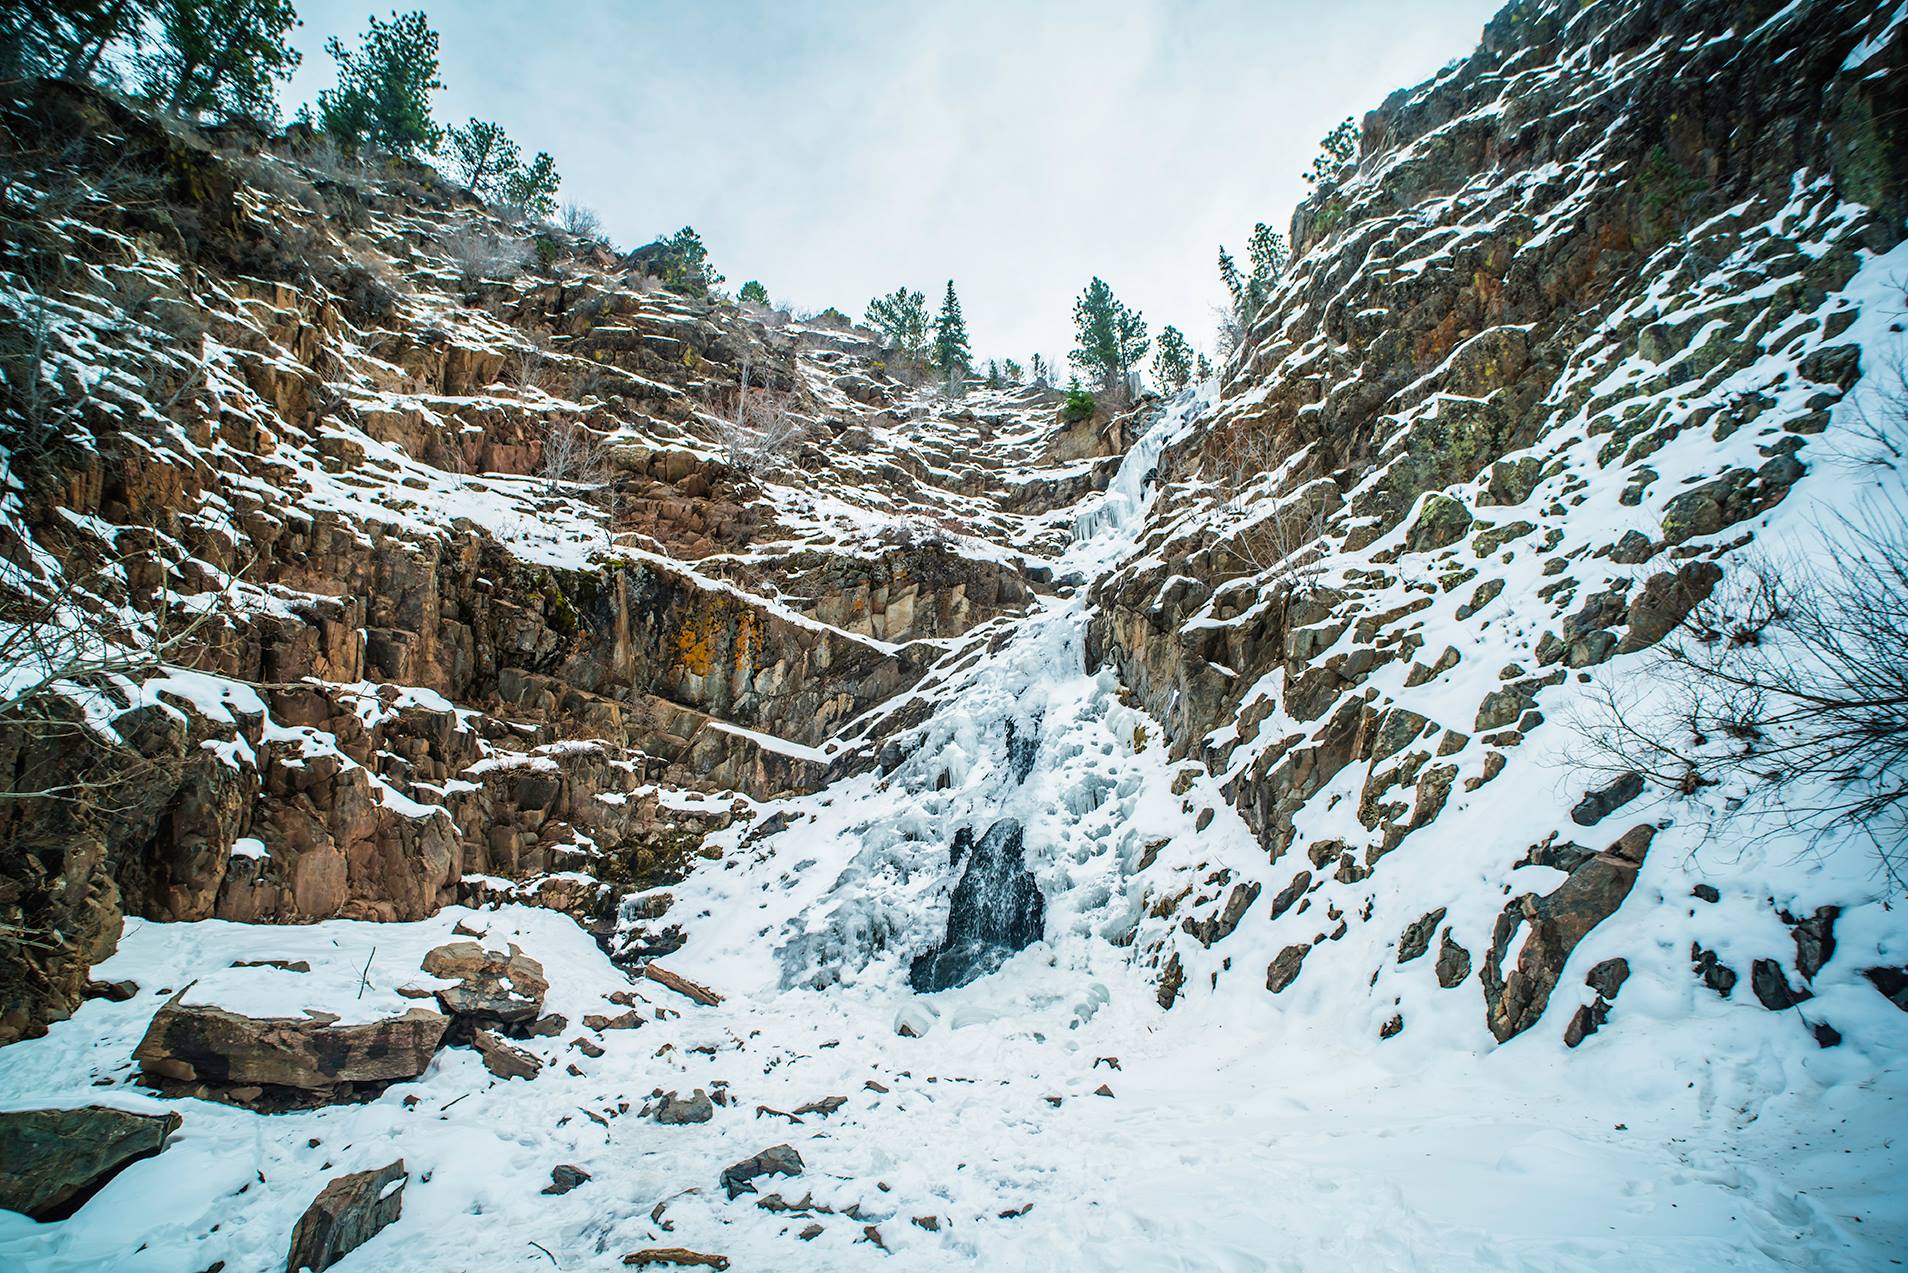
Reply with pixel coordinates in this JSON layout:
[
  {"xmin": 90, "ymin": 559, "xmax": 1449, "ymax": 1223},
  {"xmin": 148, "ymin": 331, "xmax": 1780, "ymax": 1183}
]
[
  {"xmin": 655, "ymin": 226, "xmax": 722, "ymax": 294},
  {"xmin": 738, "ymin": 280, "xmax": 771, "ymax": 307},
  {"xmin": 1003, "ymin": 358, "xmax": 1023, "ymax": 383},
  {"xmin": 931, "ymin": 280, "xmax": 971, "ymax": 381},
  {"xmin": 139, "ymin": 0, "xmax": 300, "ymax": 120},
  {"xmin": 503, "ymin": 151, "xmax": 559, "ymax": 219},
  {"xmin": 1029, "ymin": 353, "xmax": 1050, "ymax": 387},
  {"xmin": 317, "ymin": 10, "xmax": 443, "ymax": 155},
  {"xmin": 1070, "ymin": 277, "xmax": 1149, "ymax": 395},
  {"xmin": 1218, "ymin": 221, "xmax": 1288, "ymax": 334},
  {"xmin": 1303, "ymin": 117, "xmax": 1359, "ymax": 187},
  {"xmin": 445, "ymin": 118, "xmax": 520, "ymax": 199},
  {"xmin": 865, "ymin": 287, "xmax": 928, "ymax": 367},
  {"xmin": 2, "ymin": 1, "xmax": 154, "ymax": 85},
  {"xmin": 1151, "ymin": 325, "xmax": 1193, "ymax": 391},
  {"xmin": 1196, "ymin": 352, "xmax": 1214, "ymax": 381}
]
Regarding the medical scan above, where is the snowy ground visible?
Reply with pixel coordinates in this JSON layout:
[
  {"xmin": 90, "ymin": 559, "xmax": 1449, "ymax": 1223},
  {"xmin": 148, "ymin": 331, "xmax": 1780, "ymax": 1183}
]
[
  {"xmin": 4, "ymin": 398, "xmax": 1905, "ymax": 1272},
  {"xmin": 1, "ymin": 903, "xmax": 1900, "ymax": 1272}
]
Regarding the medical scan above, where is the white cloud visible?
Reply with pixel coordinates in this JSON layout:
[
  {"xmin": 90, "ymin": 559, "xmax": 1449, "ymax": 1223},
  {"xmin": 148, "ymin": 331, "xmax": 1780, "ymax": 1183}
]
[{"xmin": 285, "ymin": 0, "xmax": 1501, "ymax": 365}]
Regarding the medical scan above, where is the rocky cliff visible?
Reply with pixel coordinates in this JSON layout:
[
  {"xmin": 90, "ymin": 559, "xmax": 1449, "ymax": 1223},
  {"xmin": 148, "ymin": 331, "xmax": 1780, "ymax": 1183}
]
[
  {"xmin": 2, "ymin": 1, "xmax": 1907, "ymax": 1268},
  {"xmin": 0, "ymin": 80, "xmax": 1128, "ymax": 1041}
]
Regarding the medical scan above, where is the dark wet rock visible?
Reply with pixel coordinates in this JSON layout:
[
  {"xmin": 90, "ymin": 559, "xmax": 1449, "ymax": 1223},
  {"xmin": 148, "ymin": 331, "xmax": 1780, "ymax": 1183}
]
[
  {"xmin": 133, "ymin": 1001, "xmax": 447, "ymax": 1110},
  {"xmin": 1183, "ymin": 880, "xmax": 1261, "ymax": 947},
  {"xmin": 1691, "ymin": 884, "xmax": 1720, "ymax": 904},
  {"xmin": 1270, "ymin": 870, "xmax": 1311, "ymax": 920},
  {"xmin": 285, "ymin": 1159, "xmax": 405, "ymax": 1273},
  {"xmin": 1379, "ymin": 1013, "xmax": 1404, "ymax": 1039},
  {"xmin": 0, "ymin": 1106, "xmax": 182, "ymax": 1221},
  {"xmin": 1812, "ymin": 1021, "xmax": 1843, "ymax": 1048},
  {"xmin": 1266, "ymin": 943, "xmax": 1310, "ymax": 993},
  {"xmin": 83, "ymin": 979, "xmax": 139, "ymax": 1002},
  {"xmin": 1571, "ymin": 772, "xmax": 1644, "ymax": 827},
  {"xmin": 1397, "ymin": 907, "xmax": 1447, "ymax": 963},
  {"xmin": 1435, "ymin": 932, "xmax": 1472, "ymax": 988},
  {"xmin": 1788, "ymin": 905, "xmax": 1839, "ymax": 980},
  {"xmin": 910, "ymin": 820, "xmax": 1044, "ymax": 992},
  {"xmin": 1155, "ymin": 952, "xmax": 1185, "ymax": 1009},
  {"xmin": 1482, "ymin": 825, "xmax": 1652, "ymax": 1042},
  {"xmin": 1564, "ymin": 958, "xmax": 1631, "ymax": 1048},
  {"xmin": 542, "ymin": 1164, "xmax": 590, "ymax": 1195},
  {"xmin": 1751, "ymin": 958, "xmax": 1811, "ymax": 1011},
  {"xmin": 1865, "ymin": 966, "xmax": 1908, "ymax": 1012},
  {"xmin": 1692, "ymin": 944, "xmax": 1738, "ymax": 997},
  {"xmin": 421, "ymin": 941, "xmax": 548, "ymax": 1027},
  {"xmin": 232, "ymin": 959, "xmax": 311, "ymax": 973},
  {"xmin": 720, "ymin": 1144, "xmax": 803, "ymax": 1200}
]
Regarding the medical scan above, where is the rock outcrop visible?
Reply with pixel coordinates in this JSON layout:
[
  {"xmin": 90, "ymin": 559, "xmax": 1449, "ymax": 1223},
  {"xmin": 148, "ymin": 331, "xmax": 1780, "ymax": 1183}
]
[
  {"xmin": 133, "ymin": 1000, "xmax": 448, "ymax": 1109},
  {"xmin": 0, "ymin": 1106, "xmax": 182, "ymax": 1221}
]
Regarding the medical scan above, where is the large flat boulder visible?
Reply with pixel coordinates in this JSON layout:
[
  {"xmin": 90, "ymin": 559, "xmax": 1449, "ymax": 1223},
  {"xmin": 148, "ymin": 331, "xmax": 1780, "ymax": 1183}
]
[
  {"xmin": 0, "ymin": 1106, "xmax": 182, "ymax": 1220},
  {"xmin": 286, "ymin": 1159, "xmax": 406, "ymax": 1273},
  {"xmin": 134, "ymin": 1001, "xmax": 448, "ymax": 1110}
]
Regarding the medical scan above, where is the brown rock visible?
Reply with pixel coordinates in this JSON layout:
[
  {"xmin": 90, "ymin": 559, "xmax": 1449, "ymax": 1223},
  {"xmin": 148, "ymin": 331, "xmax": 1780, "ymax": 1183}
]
[
  {"xmin": 471, "ymin": 1028, "xmax": 541, "ymax": 1080},
  {"xmin": 285, "ymin": 1159, "xmax": 406, "ymax": 1273},
  {"xmin": 421, "ymin": 941, "xmax": 548, "ymax": 1026},
  {"xmin": 133, "ymin": 1000, "xmax": 447, "ymax": 1109}
]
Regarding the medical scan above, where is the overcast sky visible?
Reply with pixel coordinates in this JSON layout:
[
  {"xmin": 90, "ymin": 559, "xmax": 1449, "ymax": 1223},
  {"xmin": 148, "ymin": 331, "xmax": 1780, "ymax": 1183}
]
[{"xmin": 282, "ymin": 1, "xmax": 1502, "ymax": 367}]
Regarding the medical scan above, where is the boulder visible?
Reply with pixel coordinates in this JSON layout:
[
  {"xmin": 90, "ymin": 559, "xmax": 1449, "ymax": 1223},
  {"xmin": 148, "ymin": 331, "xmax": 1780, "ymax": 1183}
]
[
  {"xmin": 1266, "ymin": 942, "xmax": 1310, "ymax": 993},
  {"xmin": 471, "ymin": 1028, "xmax": 541, "ymax": 1080},
  {"xmin": 1397, "ymin": 908, "xmax": 1447, "ymax": 963},
  {"xmin": 0, "ymin": 1106, "xmax": 182, "ymax": 1220},
  {"xmin": 719, "ymin": 1144, "xmax": 803, "ymax": 1200},
  {"xmin": 421, "ymin": 941, "xmax": 548, "ymax": 1027},
  {"xmin": 286, "ymin": 1159, "xmax": 406, "ymax": 1273},
  {"xmin": 1570, "ymin": 772, "xmax": 1644, "ymax": 827},
  {"xmin": 1435, "ymin": 932, "xmax": 1472, "ymax": 988},
  {"xmin": 133, "ymin": 1000, "xmax": 447, "ymax": 1109},
  {"xmin": 542, "ymin": 1164, "xmax": 591, "ymax": 1195},
  {"xmin": 647, "ymin": 1089, "xmax": 715, "ymax": 1125}
]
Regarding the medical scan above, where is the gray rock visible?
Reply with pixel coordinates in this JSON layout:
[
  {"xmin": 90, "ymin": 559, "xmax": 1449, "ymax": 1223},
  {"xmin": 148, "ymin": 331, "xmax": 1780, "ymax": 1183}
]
[
  {"xmin": 1435, "ymin": 932, "xmax": 1472, "ymax": 988},
  {"xmin": 1789, "ymin": 905, "xmax": 1838, "ymax": 980},
  {"xmin": 1751, "ymin": 958, "xmax": 1811, "ymax": 1011},
  {"xmin": 1571, "ymin": 772, "xmax": 1644, "ymax": 827},
  {"xmin": 0, "ymin": 1106, "xmax": 181, "ymax": 1221},
  {"xmin": 720, "ymin": 1144, "xmax": 803, "ymax": 1199},
  {"xmin": 1266, "ymin": 943, "xmax": 1310, "ymax": 993},
  {"xmin": 1397, "ymin": 908, "xmax": 1447, "ymax": 963},
  {"xmin": 1693, "ymin": 944, "xmax": 1738, "ymax": 997},
  {"xmin": 285, "ymin": 1159, "xmax": 405, "ymax": 1273}
]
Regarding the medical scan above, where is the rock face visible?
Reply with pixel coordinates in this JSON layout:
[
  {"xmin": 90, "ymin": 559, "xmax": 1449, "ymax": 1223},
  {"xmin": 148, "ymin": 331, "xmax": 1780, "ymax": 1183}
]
[
  {"xmin": 0, "ymin": 1106, "xmax": 182, "ymax": 1221},
  {"xmin": 0, "ymin": 75, "xmax": 1064, "ymax": 1042},
  {"xmin": 1482, "ymin": 827, "xmax": 1652, "ymax": 1043},
  {"xmin": 285, "ymin": 1160, "xmax": 406, "ymax": 1273},
  {"xmin": 1079, "ymin": 0, "xmax": 1901, "ymax": 1037},
  {"xmin": 909, "ymin": 821, "xmax": 1046, "ymax": 992},
  {"xmin": 133, "ymin": 1001, "xmax": 447, "ymax": 1109}
]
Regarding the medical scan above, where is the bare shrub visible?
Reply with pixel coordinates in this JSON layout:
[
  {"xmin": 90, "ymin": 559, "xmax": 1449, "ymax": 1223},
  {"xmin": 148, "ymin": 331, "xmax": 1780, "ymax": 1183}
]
[
  {"xmin": 445, "ymin": 224, "xmax": 529, "ymax": 284},
  {"xmin": 540, "ymin": 418, "xmax": 607, "ymax": 492},
  {"xmin": 0, "ymin": 557, "xmax": 243, "ymax": 805},
  {"xmin": 558, "ymin": 201, "xmax": 604, "ymax": 242},
  {"xmin": 1210, "ymin": 421, "xmax": 1333, "ymax": 596},
  {"xmin": 1575, "ymin": 509, "xmax": 1908, "ymax": 887},
  {"xmin": 711, "ymin": 361, "xmax": 808, "ymax": 475}
]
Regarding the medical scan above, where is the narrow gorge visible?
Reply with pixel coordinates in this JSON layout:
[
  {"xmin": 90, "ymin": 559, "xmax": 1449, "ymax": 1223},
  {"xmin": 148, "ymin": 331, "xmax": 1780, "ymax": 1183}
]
[{"xmin": 2, "ymin": 0, "xmax": 1906, "ymax": 1269}]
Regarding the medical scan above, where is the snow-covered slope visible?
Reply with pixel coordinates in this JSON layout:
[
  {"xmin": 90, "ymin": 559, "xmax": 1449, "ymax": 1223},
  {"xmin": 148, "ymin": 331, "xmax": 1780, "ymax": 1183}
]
[{"xmin": 3, "ymin": 0, "xmax": 1908, "ymax": 1269}]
